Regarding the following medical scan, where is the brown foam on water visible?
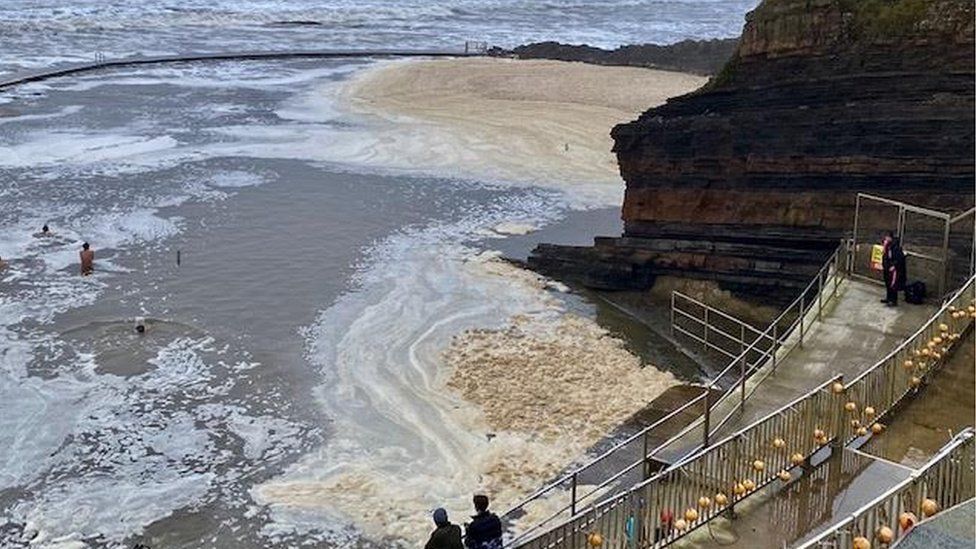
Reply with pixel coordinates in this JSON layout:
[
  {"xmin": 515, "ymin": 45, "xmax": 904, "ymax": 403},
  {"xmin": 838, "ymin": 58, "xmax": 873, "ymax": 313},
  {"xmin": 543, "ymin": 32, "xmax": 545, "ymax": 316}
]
[
  {"xmin": 445, "ymin": 313, "xmax": 676, "ymax": 440},
  {"xmin": 255, "ymin": 256, "xmax": 676, "ymax": 545}
]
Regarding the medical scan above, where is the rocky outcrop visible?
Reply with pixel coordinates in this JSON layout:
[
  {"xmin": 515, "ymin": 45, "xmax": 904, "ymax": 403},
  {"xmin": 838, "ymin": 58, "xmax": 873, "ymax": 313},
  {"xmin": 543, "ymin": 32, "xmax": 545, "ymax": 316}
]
[
  {"xmin": 530, "ymin": 0, "xmax": 975, "ymax": 299},
  {"xmin": 504, "ymin": 39, "xmax": 738, "ymax": 76}
]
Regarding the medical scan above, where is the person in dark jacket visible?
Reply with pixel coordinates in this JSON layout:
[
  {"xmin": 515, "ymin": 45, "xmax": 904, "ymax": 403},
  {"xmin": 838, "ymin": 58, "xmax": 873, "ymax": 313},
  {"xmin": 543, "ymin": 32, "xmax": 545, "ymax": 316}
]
[
  {"xmin": 426, "ymin": 508, "xmax": 463, "ymax": 549},
  {"xmin": 881, "ymin": 232, "xmax": 907, "ymax": 306},
  {"xmin": 464, "ymin": 494, "xmax": 503, "ymax": 549}
]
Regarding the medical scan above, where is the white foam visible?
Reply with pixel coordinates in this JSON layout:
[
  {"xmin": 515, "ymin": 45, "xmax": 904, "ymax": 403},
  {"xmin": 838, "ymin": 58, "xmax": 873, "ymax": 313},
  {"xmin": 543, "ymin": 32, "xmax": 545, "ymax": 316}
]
[
  {"xmin": 0, "ymin": 130, "xmax": 181, "ymax": 169},
  {"xmin": 252, "ymin": 192, "xmax": 645, "ymax": 544}
]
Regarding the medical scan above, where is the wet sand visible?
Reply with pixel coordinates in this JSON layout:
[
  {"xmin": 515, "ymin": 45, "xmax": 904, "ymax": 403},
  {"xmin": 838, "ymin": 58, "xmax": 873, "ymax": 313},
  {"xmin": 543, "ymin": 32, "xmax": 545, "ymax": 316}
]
[{"xmin": 341, "ymin": 57, "xmax": 706, "ymax": 203}]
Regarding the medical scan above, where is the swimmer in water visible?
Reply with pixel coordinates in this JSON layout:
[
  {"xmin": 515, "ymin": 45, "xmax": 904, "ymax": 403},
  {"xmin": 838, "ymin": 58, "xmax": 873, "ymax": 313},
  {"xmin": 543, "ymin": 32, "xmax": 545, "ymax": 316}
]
[
  {"xmin": 134, "ymin": 316, "xmax": 147, "ymax": 334},
  {"xmin": 80, "ymin": 242, "xmax": 94, "ymax": 276},
  {"xmin": 36, "ymin": 224, "xmax": 51, "ymax": 237}
]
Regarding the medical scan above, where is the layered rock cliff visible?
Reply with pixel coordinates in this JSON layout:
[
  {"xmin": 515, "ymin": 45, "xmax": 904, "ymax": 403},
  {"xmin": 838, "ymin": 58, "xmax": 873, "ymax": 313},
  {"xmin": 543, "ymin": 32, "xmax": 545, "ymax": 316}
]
[{"xmin": 530, "ymin": 0, "xmax": 975, "ymax": 299}]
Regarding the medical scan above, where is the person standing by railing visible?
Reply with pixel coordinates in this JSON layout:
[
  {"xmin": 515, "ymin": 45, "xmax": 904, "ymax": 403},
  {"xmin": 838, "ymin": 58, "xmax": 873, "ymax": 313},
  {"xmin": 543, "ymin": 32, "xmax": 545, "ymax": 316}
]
[
  {"xmin": 880, "ymin": 232, "xmax": 907, "ymax": 306},
  {"xmin": 464, "ymin": 495, "xmax": 503, "ymax": 549}
]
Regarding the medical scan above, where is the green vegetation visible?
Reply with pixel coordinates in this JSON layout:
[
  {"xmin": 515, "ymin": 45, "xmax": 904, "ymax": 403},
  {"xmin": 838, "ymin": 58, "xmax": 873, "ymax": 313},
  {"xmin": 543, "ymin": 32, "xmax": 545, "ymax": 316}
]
[{"xmin": 841, "ymin": 0, "xmax": 935, "ymax": 37}]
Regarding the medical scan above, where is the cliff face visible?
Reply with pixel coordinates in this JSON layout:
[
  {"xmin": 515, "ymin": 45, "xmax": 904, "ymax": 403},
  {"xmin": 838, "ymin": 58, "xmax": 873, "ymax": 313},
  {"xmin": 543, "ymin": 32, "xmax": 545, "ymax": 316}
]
[{"xmin": 530, "ymin": 0, "xmax": 975, "ymax": 298}]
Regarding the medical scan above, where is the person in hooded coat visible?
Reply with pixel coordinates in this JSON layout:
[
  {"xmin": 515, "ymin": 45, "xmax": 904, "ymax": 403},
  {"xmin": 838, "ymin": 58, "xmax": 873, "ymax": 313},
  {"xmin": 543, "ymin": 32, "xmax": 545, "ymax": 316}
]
[
  {"xmin": 881, "ymin": 232, "xmax": 907, "ymax": 306},
  {"xmin": 426, "ymin": 508, "xmax": 463, "ymax": 549}
]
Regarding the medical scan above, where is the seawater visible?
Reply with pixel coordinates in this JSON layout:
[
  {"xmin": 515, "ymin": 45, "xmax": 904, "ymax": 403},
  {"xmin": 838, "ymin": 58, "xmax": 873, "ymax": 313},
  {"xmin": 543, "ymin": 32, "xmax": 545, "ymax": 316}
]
[{"xmin": 0, "ymin": 2, "xmax": 758, "ymax": 547}]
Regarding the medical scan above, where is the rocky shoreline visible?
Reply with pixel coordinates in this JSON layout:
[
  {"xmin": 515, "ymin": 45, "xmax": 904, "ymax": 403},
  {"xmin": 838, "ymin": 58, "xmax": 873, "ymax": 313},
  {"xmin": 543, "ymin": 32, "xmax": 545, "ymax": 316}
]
[{"xmin": 491, "ymin": 39, "xmax": 738, "ymax": 76}]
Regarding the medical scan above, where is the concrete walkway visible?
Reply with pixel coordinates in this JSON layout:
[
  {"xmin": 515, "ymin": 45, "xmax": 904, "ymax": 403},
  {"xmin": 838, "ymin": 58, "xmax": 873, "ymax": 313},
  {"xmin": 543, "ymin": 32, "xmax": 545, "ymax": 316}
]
[{"xmin": 656, "ymin": 278, "xmax": 936, "ymax": 463}]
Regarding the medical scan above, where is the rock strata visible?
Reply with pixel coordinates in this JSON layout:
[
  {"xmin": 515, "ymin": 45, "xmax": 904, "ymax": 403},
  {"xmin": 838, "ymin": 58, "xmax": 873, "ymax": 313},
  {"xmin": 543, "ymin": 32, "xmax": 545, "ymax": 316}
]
[{"xmin": 530, "ymin": 0, "xmax": 975, "ymax": 299}]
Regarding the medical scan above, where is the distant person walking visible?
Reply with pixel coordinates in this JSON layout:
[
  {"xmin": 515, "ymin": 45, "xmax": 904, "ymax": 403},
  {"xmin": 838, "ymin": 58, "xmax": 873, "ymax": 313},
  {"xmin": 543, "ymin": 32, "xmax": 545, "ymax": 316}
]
[
  {"xmin": 464, "ymin": 495, "xmax": 503, "ymax": 549},
  {"xmin": 80, "ymin": 242, "xmax": 94, "ymax": 276},
  {"xmin": 425, "ymin": 508, "xmax": 463, "ymax": 549},
  {"xmin": 880, "ymin": 232, "xmax": 906, "ymax": 306}
]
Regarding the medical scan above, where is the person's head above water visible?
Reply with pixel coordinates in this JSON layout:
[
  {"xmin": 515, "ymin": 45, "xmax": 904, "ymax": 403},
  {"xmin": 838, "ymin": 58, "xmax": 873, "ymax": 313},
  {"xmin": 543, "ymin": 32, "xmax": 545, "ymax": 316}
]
[
  {"xmin": 82, "ymin": 242, "xmax": 90, "ymax": 250},
  {"xmin": 432, "ymin": 508, "xmax": 449, "ymax": 527},
  {"xmin": 473, "ymin": 494, "xmax": 490, "ymax": 513},
  {"xmin": 42, "ymin": 224, "xmax": 49, "ymax": 233}
]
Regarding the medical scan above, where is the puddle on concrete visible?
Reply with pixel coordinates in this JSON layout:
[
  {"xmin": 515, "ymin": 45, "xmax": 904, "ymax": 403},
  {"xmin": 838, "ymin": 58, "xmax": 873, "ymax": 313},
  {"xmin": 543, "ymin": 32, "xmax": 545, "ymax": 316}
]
[{"xmin": 861, "ymin": 331, "xmax": 975, "ymax": 467}]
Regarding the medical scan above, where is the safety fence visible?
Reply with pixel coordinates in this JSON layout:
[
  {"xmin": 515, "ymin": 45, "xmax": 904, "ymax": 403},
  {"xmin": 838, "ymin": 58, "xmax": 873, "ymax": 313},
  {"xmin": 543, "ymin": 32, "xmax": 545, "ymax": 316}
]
[
  {"xmin": 499, "ymin": 243, "xmax": 848, "ymax": 544},
  {"xmin": 851, "ymin": 193, "xmax": 975, "ymax": 299},
  {"xmin": 669, "ymin": 241, "xmax": 848, "ymax": 452},
  {"xmin": 512, "ymin": 275, "xmax": 975, "ymax": 549},
  {"xmin": 797, "ymin": 428, "xmax": 974, "ymax": 549}
]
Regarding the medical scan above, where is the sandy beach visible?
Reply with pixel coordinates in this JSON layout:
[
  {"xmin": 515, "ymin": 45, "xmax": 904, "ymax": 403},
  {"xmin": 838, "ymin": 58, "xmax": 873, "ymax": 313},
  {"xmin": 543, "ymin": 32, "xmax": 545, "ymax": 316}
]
[{"xmin": 341, "ymin": 57, "xmax": 706, "ymax": 203}]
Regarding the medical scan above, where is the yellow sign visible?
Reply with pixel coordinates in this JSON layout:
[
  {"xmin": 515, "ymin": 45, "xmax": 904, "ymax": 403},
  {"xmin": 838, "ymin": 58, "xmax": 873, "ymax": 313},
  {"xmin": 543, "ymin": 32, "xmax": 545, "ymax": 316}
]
[{"xmin": 870, "ymin": 244, "xmax": 884, "ymax": 271}]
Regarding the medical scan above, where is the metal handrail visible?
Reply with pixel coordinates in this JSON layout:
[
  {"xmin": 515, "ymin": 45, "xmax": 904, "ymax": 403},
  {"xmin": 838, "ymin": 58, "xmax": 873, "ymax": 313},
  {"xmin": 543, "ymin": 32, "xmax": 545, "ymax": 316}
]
[
  {"xmin": 797, "ymin": 428, "xmax": 975, "ymax": 549},
  {"xmin": 513, "ymin": 275, "xmax": 974, "ymax": 549},
  {"xmin": 513, "ymin": 375, "xmax": 847, "ymax": 549},
  {"xmin": 665, "ymin": 242, "xmax": 847, "ymax": 453},
  {"xmin": 502, "ymin": 242, "xmax": 848, "ymax": 543}
]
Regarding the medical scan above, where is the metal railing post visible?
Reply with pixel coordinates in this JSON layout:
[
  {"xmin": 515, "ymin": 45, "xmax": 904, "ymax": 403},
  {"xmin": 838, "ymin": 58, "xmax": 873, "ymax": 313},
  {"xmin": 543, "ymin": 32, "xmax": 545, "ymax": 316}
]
[
  {"xmin": 702, "ymin": 389, "xmax": 711, "ymax": 449},
  {"xmin": 703, "ymin": 308, "xmax": 709, "ymax": 351},
  {"xmin": 670, "ymin": 293, "xmax": 675, "ymax": 337},
  {"xmin": 740, "ymin": 354, "xmax": 747, "ymax": 410},
  {"xmin": 818, "ymin": 272, "xmax": 823, "ymax": 320},
  {"xmin": 772, "ymin": 323, "xmax": 778, "ymax": 373},
  {"xmin": 799, "ymin": 295, "xmax": 805, "ymax": 348},
  {"xmin": 570, "ymin": 473, "xmax": 578, "ymax": 516},
  {"xmin": 740, "ymin": 323, "xmax": 746, "ymax": 355},
  {"xmin": 642, "ymin": 431, "xmax": 650, "ymax": 480}
]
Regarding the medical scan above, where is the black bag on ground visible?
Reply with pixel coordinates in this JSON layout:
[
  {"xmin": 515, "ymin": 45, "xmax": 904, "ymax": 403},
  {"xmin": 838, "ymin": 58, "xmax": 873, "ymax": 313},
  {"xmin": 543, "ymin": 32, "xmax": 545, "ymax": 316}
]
[{"xmin": 904, "ymin": 281, "xmax": 926, "ymax": 304}]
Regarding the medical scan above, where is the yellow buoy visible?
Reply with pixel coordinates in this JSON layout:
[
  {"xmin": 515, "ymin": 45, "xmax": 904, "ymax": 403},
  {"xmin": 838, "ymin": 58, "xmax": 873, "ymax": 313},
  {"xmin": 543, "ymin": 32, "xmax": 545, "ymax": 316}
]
[
  {"xmin": 921, "ymin": 498, "xmax": 939, "ymax": 517},
  {"xmin": 898, "ymin": 512, "xmax": 917, "ymax": 530},
  {"xmin": 864, "ymin": 406, "xmax": 876, "ymax": 417},
  {"xmin": 674, "ymin": 518, "xmax": 688, "ymax": 531},
  {"xmin": 587, "ymin": 532, "xmax": 604, "ymax": 547},
  {"xmin": 903, "ymin": 359, "xmax": 914, "ymax": 370},
  {"xmin": 831, "ymin": 382, "xmax": 845, "ymax": 394},
  {"xmin": 684, "ymin": 508, "xmax": 698, "ymax": 522},
  {"xmin": 772, "ymin": 437, "xmax": 786, "ymax": 449},
  {"xmin": 856, "ymin": 426, "xmax": 868, "ymax": 437},
  {"xmin": 814, "ymin": 428, "xmax": 825, "ymax": 439},
  {"xmin": 733, "ymin": 482, "xmax": 746, "ymax": 496},
  {"xmin": 851, "ymin": 419, "xmax": 861, "ymax": 428},
  {"xmin": 845, "ymin": 401, "xmax": 858, "ymax": 412},
  {"xmin": 853, "ymin": 536, "xmax": 871, "ymax": 549},
  {"xmin": 742, "ymin": 479, "xmax": 756, "ymax": 491},
  {"xmin": 909, "ymin": 376, "xmax": 922, "ymax": 387},
  {"xmin": 777, "ymin": 470, "xmax": 791, "ymax": 482},
  {"xmin": 939, "ymin": 323, "xmax": 949, "ymax": 332},
  {"xmin": 753, "ymin": 460, "xmax": 765, "ymax": 472},
  {"xmin": 876, "ymin": 526, "xmax": 894, "ymax": 544},
  {"xmin": 698, "ymin": 496, "xmax": 711, "ymax": 509},
  {"xmin": 790, "ymin": 453, "xmax": 804, "ymax": 465},
  {"xmin": 871, "ymin": 423, "xmax": 885, "ymax": 434},
  {"xmin": 714, "ymin": 493, "xmax": 728, "ymax": 506}
]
